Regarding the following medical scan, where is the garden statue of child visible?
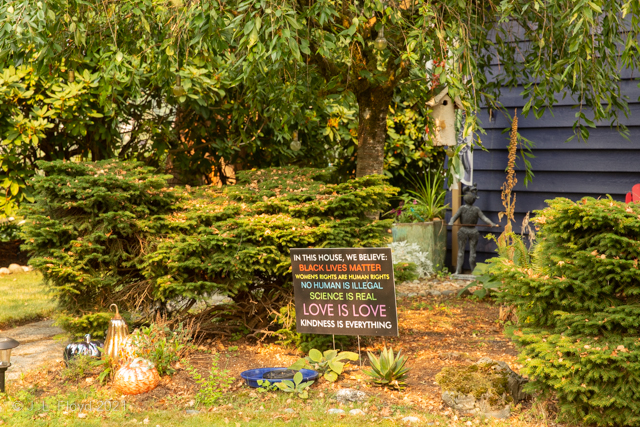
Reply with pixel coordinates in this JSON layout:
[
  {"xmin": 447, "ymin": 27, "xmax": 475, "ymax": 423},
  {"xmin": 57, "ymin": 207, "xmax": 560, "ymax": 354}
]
[{"xmin": 448, "ymin": 185, "xmax": 499, "ymax": 275}]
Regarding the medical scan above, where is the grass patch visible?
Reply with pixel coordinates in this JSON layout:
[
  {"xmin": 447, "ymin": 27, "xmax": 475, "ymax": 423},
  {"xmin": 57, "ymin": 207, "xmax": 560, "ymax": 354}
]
[
  {"xmin": 0, "ymin": 271, "xmax": 56, "ymax": 328},
  {"xmin": 0, "ymin": 386, "xmax": 442, "ymax": 427}
]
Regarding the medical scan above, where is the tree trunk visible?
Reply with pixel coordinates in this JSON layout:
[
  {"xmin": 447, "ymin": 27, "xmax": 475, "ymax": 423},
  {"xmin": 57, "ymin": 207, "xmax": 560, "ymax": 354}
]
[{"xmin": 355, "ymin": 85, "xmax": 394, "ymax": 177}]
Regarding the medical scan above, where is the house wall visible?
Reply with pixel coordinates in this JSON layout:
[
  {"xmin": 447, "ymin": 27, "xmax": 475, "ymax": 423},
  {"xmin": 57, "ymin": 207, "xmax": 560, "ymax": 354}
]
[{"xmin": 445, "ymin": 75, "xmax": 640, "ymax": 271}]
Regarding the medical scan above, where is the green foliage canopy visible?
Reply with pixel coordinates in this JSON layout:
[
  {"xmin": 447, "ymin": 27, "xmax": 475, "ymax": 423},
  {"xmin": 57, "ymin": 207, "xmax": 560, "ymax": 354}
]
[
  {"xmin": 0, "ymin": 0, "xmax": 438, "ymax": 216},
  {"xmin": 3, "ymin": 0, "xmax": 639, "ymax": 214}
]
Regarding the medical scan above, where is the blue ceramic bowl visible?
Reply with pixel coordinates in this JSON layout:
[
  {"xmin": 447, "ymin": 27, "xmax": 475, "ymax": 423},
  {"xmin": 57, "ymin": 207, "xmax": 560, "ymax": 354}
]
[{"xmin": 240, "ymin": 367, "xmax": 319, "ymax": 388}]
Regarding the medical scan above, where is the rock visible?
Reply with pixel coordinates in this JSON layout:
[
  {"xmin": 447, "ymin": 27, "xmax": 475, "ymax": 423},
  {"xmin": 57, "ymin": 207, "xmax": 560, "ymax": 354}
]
[
  {"xmin": 327, "ymin": 408, "xmax": 345, "ymax": 415},
  {"xmin": 430, "ymin": 290, "xmax": 441, "ymax": 296},
  {"xmin": 402, "ymin": 416, "xmax": 421, "ymax": 423},
  {"xmin": 22, "ymin": 266, "xmax": 30, "ymax": 272},
  {"xmin": 0, "ymin": 267, "xmax": 11, "ymax": 275},
  {"xmin": 349, "ymin": 409, "xmax": 365, "ymax": 415},
  {"xmin": 407, "ymin": 292, "xmax": 417, "ymax": 297},
  {"xmin": 8, "ymin": 263, "xmax": 22, "ymax": 274},
  {"xmin": 440, "ymin": 289, "xmax": 455, "ymax": 296},
  {"xmin": 284, "ymin": 408, "xmax": 295, "ymax": 414},
  {"xmin": 335, "ymin": 388, "xmax": 367, "ymax": 404},
  {"xmin": 185, "ymin": 409, "xmax": 200, "ymax": 415},
  {"xmin": 475, "ymin": 357, "xmax": 529, "ymax": 403},
  {"xmin": 435, "ymin": 358, "xmax": 528, "ymax": 419}
]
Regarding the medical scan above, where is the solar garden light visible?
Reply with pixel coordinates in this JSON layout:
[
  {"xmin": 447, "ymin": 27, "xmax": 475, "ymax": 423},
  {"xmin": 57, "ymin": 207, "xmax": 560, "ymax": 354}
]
[
  {"xmin": 374, "ymin": 26, "xmax": 388, "ymax": 51},
  {"xmin": 0, "ymin": 337, "xmax": 19, "ymax": 393},
  {"xmin": 290, "ymin": 131, "xmax": 301, "ymax": 152}
]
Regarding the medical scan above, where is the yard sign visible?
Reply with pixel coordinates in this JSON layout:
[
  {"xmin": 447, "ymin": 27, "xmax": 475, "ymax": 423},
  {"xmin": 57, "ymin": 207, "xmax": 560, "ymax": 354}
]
[{"xmin": 290, "ymin": 248, "xmax": 398, "ymax": 336}]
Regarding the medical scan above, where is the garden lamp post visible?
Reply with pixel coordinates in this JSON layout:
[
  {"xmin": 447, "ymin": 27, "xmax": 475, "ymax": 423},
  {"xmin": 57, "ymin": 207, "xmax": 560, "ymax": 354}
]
[{"xmin": 0, "ymin": 337, "xmax": 19, "ymax": 393}]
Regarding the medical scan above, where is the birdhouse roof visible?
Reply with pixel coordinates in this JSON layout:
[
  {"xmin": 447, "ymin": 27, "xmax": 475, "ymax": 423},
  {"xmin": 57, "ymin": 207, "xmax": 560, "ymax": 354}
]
[{"xmin": 426, "ymin": 87, "xmax": 464, "ymax": 110}]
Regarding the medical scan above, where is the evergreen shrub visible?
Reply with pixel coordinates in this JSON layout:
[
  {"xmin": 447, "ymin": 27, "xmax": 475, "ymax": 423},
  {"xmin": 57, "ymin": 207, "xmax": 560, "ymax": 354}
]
[
  {"xmin": 393, "ymin": 262, "xmax": 419, "ymax": 283},
  {"xmin": 22, "ymin": 160, "xmax": 396, "ymax": 338},
  {"xmin": 490, "ymin": 197, "xmax": 640, "ymax": 426}
]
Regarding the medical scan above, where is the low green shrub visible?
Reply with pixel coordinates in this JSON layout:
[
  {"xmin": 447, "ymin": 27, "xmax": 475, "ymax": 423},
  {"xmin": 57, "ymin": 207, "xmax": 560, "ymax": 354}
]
[
  {"xmin": 129, "ymin": 322, "xmax": 194, "ymax": 376},
  {"xmin": 185, "ymin": 355, "xmax": 233, "ymax": 407},
  {"xmin": 60, "ymin": 355, "xmax": 97, "ymax": 382},
  {"xmin": 490, "ymin": 197, "xmax": 640, "ymax": 426},
  {"xmin": 393, "ymin": 262, "xmax": 419, "ymax": 283},
  {"xmin": 0, "ymin": 217, "xmax": 21, "ymax": 242},
  {"xmin": 22, "ymin": 160, "xmax": 396, "ymax": 337},
  {"xmin": 275, "ymin": 371, "xmax": 314, "ymax": 399}
]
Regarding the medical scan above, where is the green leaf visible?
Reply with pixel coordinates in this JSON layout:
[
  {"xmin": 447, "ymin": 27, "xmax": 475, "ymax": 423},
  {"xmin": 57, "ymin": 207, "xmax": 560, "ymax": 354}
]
[
  {"xmin": 289, "ymin": 359, "xmax": 307, "ymax": 371},
  {"xmin": 324, "ymin": 371, "xmax": 338, "ymax": 382},
  {"xmin": 327, "ymin": 359, "xmax": 344, "ymax": 374},
  {"xmin": 248, "ymin": 27, "xmax": 259, "ymax": 48},
  {"xmin": 285, "ymin": 15, "xmax": 302, "ymax": 30},
  {"xmin": 309, "ymin": 349, "xmax": 322, "ymax": 362},
  {"xmin": 337, "ymin": 351, "xmax": 359, "ymax": 361},
  {"xmin": 293, "ymin": 371, "xmax": 303, "ymax": 385},
  {"xmin": 323, "ymin": 349, "xmax": 337, "ymax": 360}
]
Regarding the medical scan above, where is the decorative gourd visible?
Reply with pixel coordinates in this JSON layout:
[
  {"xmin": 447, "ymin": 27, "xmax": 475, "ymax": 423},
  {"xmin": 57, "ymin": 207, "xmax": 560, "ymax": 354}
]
[
  {"xmin": 103, "ymin": 304, "xmax": 129, "ymax": 363},
  {"xmin": 113, "ymin": 358, "xmax": 160, "ymax": 395},
  {"xmin": 63, "ymin": 334, "xmax": 103, "ymax": 366}
]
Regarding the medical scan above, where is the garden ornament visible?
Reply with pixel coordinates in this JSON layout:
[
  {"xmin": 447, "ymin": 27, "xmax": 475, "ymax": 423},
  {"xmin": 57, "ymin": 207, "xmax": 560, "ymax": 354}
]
[
  {"xmin": 104, "ymin": 304, "xmax": 129, "ymax": 364},
  {"xmin": 63, "ymin": 334, "xmax": 103, "ymax": 366},
  {"xmin": 113, "ymin": 357, "xmax": 160, "ymax": 395},
  {"xmin": 625, "ymin": 183, "xmax": 640, "ymax": 203},
  {"xmin": 448, "ymin": 185, "xmax": 498, "ymax": 275}
]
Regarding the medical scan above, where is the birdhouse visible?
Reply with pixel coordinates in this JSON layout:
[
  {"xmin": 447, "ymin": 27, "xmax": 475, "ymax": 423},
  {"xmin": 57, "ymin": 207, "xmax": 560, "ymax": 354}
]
[{"xmin": 427, "ymin": 87, "xmax": 462, "ymax": 147}]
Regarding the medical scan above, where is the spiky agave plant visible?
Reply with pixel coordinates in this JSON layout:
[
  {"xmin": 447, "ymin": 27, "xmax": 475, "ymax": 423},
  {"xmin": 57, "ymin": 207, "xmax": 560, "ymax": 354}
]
[{"xmin": 364, "ymin": 347, "xmax": 410, "ymax": 390}]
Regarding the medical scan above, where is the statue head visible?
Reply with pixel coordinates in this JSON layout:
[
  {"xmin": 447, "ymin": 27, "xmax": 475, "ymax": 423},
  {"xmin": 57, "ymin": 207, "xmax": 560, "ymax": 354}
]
[
  {"xmin": 462, "ymin": 183, "xmax": 478, "ymax": 205},
  {"xmin": 463, "ymin": 192, "xmax": 477, "ymax": 205}
]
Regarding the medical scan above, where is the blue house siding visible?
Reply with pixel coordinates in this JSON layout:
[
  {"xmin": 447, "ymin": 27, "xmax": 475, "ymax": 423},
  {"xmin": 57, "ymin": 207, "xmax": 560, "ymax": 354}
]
[{"xmin": 445, "ymin": 84, "xmax": 640, "ymax": 271}]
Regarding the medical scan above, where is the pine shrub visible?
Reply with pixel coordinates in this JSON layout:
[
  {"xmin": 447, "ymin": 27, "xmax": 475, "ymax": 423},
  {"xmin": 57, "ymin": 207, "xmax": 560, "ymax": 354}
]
[
  {"xmin": 490, "ymin": 197, "xmax": 640, "ymax": 426},
  {"xmin": 21, "ymin": 160, "xmax": 396, "ymax": 337}
]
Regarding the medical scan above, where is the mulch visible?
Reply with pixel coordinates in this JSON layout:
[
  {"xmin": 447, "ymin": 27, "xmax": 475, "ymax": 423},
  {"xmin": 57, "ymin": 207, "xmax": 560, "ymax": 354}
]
[{"xmin": 13, "ymin": 294, "xmax": 522, "ymax": 416}]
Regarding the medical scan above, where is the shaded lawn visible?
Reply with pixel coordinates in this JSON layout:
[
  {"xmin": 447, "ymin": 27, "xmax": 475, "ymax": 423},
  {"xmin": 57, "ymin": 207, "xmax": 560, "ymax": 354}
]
[{"xmin": 0, "ymin": 271, "xmax": 56, "ymax": 329}]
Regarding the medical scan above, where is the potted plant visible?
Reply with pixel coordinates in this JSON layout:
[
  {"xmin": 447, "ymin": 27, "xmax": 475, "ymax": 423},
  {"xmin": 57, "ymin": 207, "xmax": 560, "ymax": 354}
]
[{"xmin": 389, "ymin": 172, "xmax": 448, "ymax": 273}]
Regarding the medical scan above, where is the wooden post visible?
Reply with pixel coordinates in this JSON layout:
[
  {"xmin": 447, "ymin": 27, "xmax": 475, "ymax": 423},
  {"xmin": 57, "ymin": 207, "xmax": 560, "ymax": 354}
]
[{"xmin": 451, "ymin": 183, "xmax": 461, "ymax": 269}]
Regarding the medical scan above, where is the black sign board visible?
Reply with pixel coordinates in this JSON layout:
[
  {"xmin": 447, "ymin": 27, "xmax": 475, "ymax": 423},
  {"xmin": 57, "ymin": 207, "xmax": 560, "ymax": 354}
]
[{"xmin": 290, "ymin": 248, "xmax": 398, "ymax": 336}]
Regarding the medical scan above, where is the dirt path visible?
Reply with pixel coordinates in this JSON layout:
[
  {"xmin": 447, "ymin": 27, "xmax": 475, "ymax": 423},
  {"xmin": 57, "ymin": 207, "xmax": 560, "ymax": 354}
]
[{"xmin": 0, "ymin": 319, "xmax": 66, "ymax": 380}]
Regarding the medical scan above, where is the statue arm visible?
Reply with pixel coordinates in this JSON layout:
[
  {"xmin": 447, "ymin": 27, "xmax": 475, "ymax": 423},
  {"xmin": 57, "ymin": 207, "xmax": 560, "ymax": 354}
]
[
  {"xmin": 477, "ymin": 209, "xmax": 497, "ymax": 227},
  {"xmin": 448, "ymin": 208, "xmax": 462, "ymax": 226}
]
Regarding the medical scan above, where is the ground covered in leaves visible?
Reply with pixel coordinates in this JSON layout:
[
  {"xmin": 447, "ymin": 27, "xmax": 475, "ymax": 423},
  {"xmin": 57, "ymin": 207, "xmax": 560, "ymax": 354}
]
[{"xmin": 1, "ymin": 295, "xmax": 568, "ymax": 426}]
